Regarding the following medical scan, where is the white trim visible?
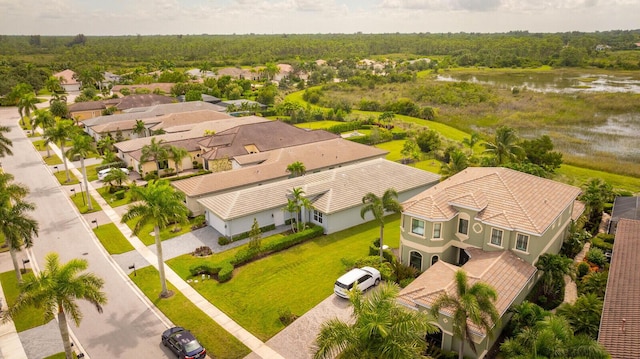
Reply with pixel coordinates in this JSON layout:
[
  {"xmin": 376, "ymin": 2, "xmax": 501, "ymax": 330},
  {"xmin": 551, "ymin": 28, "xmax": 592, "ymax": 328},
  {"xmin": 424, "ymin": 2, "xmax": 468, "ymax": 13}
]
[
  {"xmin": 432, "ymin": 222, "xmax": 443, "ymax": 239},
  {"xmin": 410, "ymin": 218, "xmax": 426, "ymax": 237}
]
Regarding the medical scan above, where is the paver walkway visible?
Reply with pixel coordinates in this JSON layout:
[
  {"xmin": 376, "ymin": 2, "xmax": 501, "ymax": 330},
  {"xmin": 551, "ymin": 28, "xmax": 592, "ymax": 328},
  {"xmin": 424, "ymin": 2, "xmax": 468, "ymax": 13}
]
[{"xmin": 46, "ymin": 143, "xmax": 284, "ymax": 358}]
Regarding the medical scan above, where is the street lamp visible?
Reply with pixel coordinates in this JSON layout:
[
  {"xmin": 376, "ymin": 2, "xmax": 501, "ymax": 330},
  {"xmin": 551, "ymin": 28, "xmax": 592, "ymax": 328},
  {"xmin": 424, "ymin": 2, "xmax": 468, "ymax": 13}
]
[{"xmin": 21, "ymin": 258, "xmax": 30, "ymax": 274}]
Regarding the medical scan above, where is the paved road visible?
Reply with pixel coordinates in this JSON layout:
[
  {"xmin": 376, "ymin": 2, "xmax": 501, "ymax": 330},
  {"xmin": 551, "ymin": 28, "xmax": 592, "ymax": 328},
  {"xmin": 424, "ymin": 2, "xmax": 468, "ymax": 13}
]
[{"xmin": 0, "ymin": 107, "xmax": 174, "ymax": 358}]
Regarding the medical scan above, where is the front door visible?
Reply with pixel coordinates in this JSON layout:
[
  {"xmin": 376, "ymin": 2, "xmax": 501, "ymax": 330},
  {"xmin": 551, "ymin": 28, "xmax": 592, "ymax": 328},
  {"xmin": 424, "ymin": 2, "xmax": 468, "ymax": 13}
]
[{"xmin": 458, "ymin": 248, "xmax": 469, "ymax": 266}]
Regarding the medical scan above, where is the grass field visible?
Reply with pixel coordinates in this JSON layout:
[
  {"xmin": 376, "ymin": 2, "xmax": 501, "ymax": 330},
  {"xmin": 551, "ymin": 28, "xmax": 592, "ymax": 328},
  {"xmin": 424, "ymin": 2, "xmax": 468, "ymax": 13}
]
[
  {"xmin": 167, "ymin": 213, "xmax": 401, "ymax": 340},
  {"xmin": 93, "ymin": 223, "xmax": 134, "ymax": 254},
  {"xmin": 0, "ymin": 270, "xmax": 49, "ymax": 332},
  {"xmin": 96, "ymin": 186, "xmax": 133, "ymax": 208},
  {"xmin": 124, "ymin": 217, "xmax": 203, "ymax": 246},
  {"xmin": 69, "ymin": 192, "xmax": 102, "ymax": 214},
  {"xmin": 130, "ymin": 267, "xmax": 250, "ymax": 359}
]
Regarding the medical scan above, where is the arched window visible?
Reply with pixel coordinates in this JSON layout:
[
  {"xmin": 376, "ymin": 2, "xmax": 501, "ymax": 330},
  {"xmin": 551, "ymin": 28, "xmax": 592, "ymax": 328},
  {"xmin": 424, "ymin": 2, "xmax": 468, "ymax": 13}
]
[
  {"xmin": 431, "ymin": 255, "xmax": 439, "ymax": 266},
  {"xmin": 409, "ymin": 251, "xmax": 423, "ymax": 270}
]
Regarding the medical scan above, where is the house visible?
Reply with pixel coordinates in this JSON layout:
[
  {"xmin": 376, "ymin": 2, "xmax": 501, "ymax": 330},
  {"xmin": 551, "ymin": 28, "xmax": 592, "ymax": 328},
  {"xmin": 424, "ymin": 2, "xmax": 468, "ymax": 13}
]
[
  {"xmin": 112, "ymin": 83, "xmax": 175, "ymax": 95},
  {"xmin": 53, "ymin": 69, "xmax": 81, "ymax": 92},
  {"xmin": 607, "ymin": 196, "xmax": 640, "ymax": 234},
  {"xmin": 218, "ymin": 99, "xmax": 267, "ymax": 112},
  {"xmin": 216, "ymin": 67, "xmax": 256, "ymax": 80},
  {"xmin": 397, "ymin": 167, "xmax": 583, "ymax": 358},
  {"xmin": 70, "ymin": 94, "xmax": 175, "ymax": 122},
  {"xmin": 114, "ymin": 115, "xmax": 269, "ymax": 175},
  {"xmin": 198, "ymin": 158, "xmax": 440, "ymax": 237},
  {"xmin": 172, "ymin": 137, "xmax": 389, "ymax": 215},
  {"xmin": 598, "ymin": 218, "xmax": 640, "ymax": 358},
  {"xmin": 177, "ymin": 94, "xmax": 221, "ymax": 104},
  {"xmin": 197, "ymin": 121, "xmax": 337, "ymax": 171}
]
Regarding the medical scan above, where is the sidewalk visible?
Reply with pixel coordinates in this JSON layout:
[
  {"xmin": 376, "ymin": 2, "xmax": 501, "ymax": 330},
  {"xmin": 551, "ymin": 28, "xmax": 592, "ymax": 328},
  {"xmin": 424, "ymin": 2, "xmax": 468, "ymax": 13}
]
[{"xmin": 46, "ymin": 142, "xmax": 284, "ymax": 358}]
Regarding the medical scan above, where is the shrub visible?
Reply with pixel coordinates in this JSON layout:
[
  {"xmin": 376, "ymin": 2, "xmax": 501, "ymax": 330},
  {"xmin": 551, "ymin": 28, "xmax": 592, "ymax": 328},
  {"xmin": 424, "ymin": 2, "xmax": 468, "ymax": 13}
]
[
  {"xmin": 217, "ymin": 262, "xmax": 234, "ymax": 283},
  {"xmin": 263, "ymin": 225, "xmax": 324, "ymax": 252},
  {"xmin": 218, "ymin": 236, "xmax": 231, "ymax": 245},
  {"xmin": 189, "ymin": 264, "xmax": 221, "ymax": 277},
  {"xmin": 586, "ymin": 248, "xmax": 607, "ymax": 268},
  {"xmin": 591, "ymin": 235, "xmax": 613, "ymax": 252},
  {"xmin": 399, "ymin": 278, "xmax": 415, "ymax": 288},
  {"xmin": 114, "ymin": 190, "xmax": 125, "ymax": 200},
  {"xmin": 354, "ymin": 256, "xmax": 394, "ymax": 281},
  {"xmin": 278, "ymin": 308, "xmax": 298, "ymax": 326},
  {"xmin": 576, "ymin": 262, "xmax": 590, "ymax": 279},
  {"xmin": 192, "ymin": 246, "xmax": 212, "ymax": 257}
]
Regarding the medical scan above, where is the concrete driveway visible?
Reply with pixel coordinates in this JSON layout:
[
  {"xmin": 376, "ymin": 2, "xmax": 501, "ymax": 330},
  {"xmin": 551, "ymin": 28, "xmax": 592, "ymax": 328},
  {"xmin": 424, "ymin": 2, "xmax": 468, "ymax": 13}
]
[{"xmin": 245, "ymin": 294, "xmax": 353, "ymax": 359}]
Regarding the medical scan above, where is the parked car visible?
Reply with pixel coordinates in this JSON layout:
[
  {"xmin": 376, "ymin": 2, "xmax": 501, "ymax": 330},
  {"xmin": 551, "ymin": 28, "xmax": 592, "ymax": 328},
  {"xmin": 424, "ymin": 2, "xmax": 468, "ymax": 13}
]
[
  {"xmin": 97, "ymin": 167, "xmax": 129, "ymax": 181},
  {"xmin": 334, "ymin": 266, "xmax": 381, "ymax": 298},
  {"xmin": 161, "ymin": 326, "xmax": 207, "ymax": 359}
]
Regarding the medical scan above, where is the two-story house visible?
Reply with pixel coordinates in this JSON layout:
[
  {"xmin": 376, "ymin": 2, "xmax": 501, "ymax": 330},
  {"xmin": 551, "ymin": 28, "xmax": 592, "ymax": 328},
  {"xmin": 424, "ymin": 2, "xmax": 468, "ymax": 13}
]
[{"xmin": 397, "ymin": 167, "xmax": 584, "ymax": 358}]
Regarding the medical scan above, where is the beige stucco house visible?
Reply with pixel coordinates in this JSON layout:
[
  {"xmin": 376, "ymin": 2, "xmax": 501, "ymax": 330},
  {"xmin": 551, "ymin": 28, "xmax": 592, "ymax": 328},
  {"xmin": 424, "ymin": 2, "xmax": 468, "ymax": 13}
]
[{"xmin": 397, "ymin": 167, "xmax": 584, "ymax": 358}]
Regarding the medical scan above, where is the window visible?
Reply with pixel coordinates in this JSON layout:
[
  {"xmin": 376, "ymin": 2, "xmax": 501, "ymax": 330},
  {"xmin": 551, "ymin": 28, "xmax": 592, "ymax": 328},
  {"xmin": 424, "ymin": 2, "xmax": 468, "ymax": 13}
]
[
  {"xmin": 411, "ymin": 219, "xmax": 425, "ymax": 236},
  {"xmin": 516, "ymin": 233, "xmax": 529, "ymax": 252},
  {"xmin": 490, "ymin": 228, "xmax": 503, "ymax": 246},
  {"xmin": 458, "ymin": 218, "xmax": 469, "ymax": 235},
  {"xmin": 433, "ymin": 223, "xmax": 442, "ymax": 239},
  {"xmin": 431, "ymin": 255, "xmax": 439, "ymax": 266},
  {"xmin": 313, "ymin": 210, "xmax": 323, "ymax": 224},
  {"xmin": 409, "ymin": 252, "xmax": 422, "ymax": 270}
]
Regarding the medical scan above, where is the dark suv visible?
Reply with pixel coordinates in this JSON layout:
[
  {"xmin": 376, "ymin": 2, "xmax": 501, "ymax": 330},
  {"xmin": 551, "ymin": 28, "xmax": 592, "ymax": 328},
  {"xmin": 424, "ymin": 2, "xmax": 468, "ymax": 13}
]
[{"xmin": 161, "ymin": 327, "xmax": 207, "ymax": 359}]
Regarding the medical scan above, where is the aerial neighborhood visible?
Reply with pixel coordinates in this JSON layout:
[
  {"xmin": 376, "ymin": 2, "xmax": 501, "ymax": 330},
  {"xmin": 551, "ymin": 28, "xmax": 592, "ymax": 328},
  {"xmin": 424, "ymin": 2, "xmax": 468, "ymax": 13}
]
[{"xmin": 1, "ymin": 30, "xmax": 639, "ymax": 359}]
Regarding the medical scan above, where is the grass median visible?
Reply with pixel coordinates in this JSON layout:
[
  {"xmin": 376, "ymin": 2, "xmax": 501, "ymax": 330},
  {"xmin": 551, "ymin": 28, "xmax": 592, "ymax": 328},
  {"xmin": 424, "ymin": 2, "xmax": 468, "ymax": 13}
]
[
  {"xmin": 93, "ymin": 223, "xmax": 134, "ymax": 254},
  {"xmin": 0, "ymin": 270, "xmax": 48, "ymax": 332}
]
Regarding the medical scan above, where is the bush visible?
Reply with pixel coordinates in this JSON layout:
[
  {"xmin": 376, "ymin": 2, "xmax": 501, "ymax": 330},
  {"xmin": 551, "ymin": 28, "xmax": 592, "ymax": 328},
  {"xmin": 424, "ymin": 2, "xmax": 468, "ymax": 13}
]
[
  {"xmin": 192, "ymin": 246, "xmax": 212, "ymax": 257},
  {"xmin": 217, "ymin": 224, "xmax": 277, "ymax": 246},
  {"xmin": 278, "ymin": 308, "xmax": 299, "ymax": 326},
  {"xmin": 586, "ymin": 248, "xmax": 607, "ymax": 267},
  {"xmin": 217, "ymin": 262, "xmax": 234, "ymax": 283},
  {"xmin": 189, "ymin": 264, "xmax": 221, "ymax": 277},
  {"xmin": 399, "ymin": 278, "xmax": 415, "ymax": 288},
  {"xmin": 218, "ymin": 236, "xmax": 231, "ymax": 245},
  {"xmin": 354, "ymin": 256, "xmax": 394, "ymax": 281},
  {"xmin": 114, "ymin": 190, "xmax": 125, "ymax": 200},
  {"xmin": 263, "ymin": 225, "xmax": 324, "ymax": 252},
  {"xmin": 591, "ymin": 234, "xmax": 613, "ymax": 252},
  {"xmin": 576, "ymin": 262, "xmax": 590, "ymax": 279}
]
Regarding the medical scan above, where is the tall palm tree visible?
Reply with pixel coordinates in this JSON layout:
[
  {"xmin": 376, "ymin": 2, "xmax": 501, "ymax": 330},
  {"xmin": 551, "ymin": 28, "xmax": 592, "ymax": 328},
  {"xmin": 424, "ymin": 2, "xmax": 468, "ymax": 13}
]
[
  {"xmin": 32, "ymin": 109, "xmax": 55, "ymax": 135},
  {"xmin": 169, "ymin": 145, "xmax": 189, "ymax": 174},
  {"xmin": 43, "ymin": 119, "xmax": 77, "ymax": 183},
  {"xmin": 313, "ymin": 282, "xmax": 437, "ymax": 359},
  {"xmin": 140, "ymin": 138, "xmax": 169, "ymax": 175},
  {"xmin": 283, "ymin": 187, "xmax": 313, "ymax": 233},
  {"xmin": 483, "ymin": 126, "xmax": 522, "ymax": 165},
  {"xmin": 18, "ymin": 92, "xmax": 38, "ymax": 128},
  {"xmin": 507, "ymin": 300, "xmax": 550, "ymax": 336},
  {"xmin": 121, "ymin": 180, "xmax": 189, "ymax": 297},
  {"xmin": 0, "ymin": 200, "xmax": 39, "ymax": 282},
  {"xmin": 286, "ymin": 161, "xmax": 306, "ymax": 177},
  {"xmin": 440, "ymin": 149, "xmax": 469, "ymax": 180},
  {"xmin": 429, "ymin": 270, "xmax": 500, "ymax": 359},
  {"xmin": 535, "ymin": 253, "xmax": 574, "ymax": 305},
  {"xmin": 0, "ymin": 125, "xmax": 12, "ymax": 157},
  {"xmin": 2, "ymin": 253, "xmax": 107, "ymax": 359},
  {"xmin": 0, "ymin": 172, "xmax": 28, "ymax": 204},
  {"xmin": 132, "ymin": 119, "xmax": 146, "ymax": 138},
  {"xmin": 45, "ymin": 75, "xmax": 63, "ymax": 95},
  {"xmin": 360, "ymin": 188, "xmax": 402, "ymax": 260},
  {"xmin": 66, "ymin": 134, "xmax": 97, "ymax": 210},
  {"xmin": 97, "ymin": 135, "xmax": 115, "ymax": 155}
]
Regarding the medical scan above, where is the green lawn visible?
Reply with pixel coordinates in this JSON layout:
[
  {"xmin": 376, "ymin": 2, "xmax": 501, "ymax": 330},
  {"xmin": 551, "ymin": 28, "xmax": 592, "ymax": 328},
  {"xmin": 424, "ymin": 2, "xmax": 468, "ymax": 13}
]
[
  {"xmin": 69, "ymin": 192, "xmax": 102, "ymax": 214},
  {"xmin": 294, "ymin": 120, "xmax": 343, "ymax": 129},
  {"xmin": 44, "ymin": 154, "xmax": 63, "ymax": 166},
  {"xmin": 130, "ymin": 267, "xmax": 250, "ymax": 359},
  {"xmin": 167, "ymin": 213, "xmax": 401, "ymax": 340},
  {"xmin": 0, "ymin": 270, "xmax": 49, "ymax": 332},
  {"xmin": 555, "ymin": 164, "xmax": 640, "ymax": 193},
  {"xmin": 125, "ymin": 217, "xmax": 202, "ymax": 246},
  {"xmin": 54, "ymin": 169, "xmax": 78, "ymax": 184},
  {"xmin": 97, "ymin": 186, "xmax": 133, "ymax": 207},
  {"xmin": 93, "ymin": 223, "xmax": 134, "ymax": 254},
  {"xmin": 43, "ymin": 353, "xmax": 77, "ymax": 359}
]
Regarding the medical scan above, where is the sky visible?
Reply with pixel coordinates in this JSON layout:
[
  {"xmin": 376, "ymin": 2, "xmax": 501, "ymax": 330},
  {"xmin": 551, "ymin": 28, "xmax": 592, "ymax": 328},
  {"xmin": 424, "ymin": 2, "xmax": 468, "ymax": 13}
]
[{"xmin": 0, "ymin": 0, "xmax": 638, "ymax": 36}]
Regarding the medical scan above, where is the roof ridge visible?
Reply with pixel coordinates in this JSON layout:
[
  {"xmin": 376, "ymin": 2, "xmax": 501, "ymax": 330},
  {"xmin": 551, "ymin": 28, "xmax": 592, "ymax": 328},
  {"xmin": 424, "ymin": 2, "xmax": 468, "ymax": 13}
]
[{"xmin": 495, "ymin": 171, "xmax": 538, "ymax": 232}]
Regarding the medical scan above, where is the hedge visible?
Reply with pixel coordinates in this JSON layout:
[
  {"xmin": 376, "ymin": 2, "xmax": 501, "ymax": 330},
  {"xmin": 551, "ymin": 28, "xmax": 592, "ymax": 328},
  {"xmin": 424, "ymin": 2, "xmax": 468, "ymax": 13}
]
[
  {"xmin": 326, "ymin": 121, "xmax": 363, "ymax": 134},
  {"xmin": 167, "ymin": 170, "xmax": 212, "ymax": 182},
  {"xmin": 218, "ymin": 224, "xmax": 277, "ymax": 245}
]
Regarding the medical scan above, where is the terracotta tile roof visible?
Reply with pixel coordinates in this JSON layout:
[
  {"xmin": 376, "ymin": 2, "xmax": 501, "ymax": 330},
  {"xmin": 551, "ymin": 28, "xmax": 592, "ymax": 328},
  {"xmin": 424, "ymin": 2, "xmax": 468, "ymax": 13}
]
[
  {"xmin": 69, "ymin": 101, "xmax": 107, "ymax": 112},
  {"xmin": 198, "ymin": 121, "xmax": 339, "ymax": 160},
  {"xmin": 115, "ymin": 94, "xmax": 175, "ymax": 110},
  {"xmin": 172, "ymin": 138, "xmax": 389, "ymax": 197},
  {"xmin": 112, "ymin": 83, "xmax": 174, "ymax": 94},
  {"xmin": 598, "ymin": 218, "xmax": 640, "ymax": 358},
  {"xmin": 114, "ymin": 116, "xmax": 267, "ymax": 153},
  {"xmin": 402, "ymin": 167, "xmax": 581, "ymax": 235},
  {"xmin": 197, "ymin": 158, "xmax": 440, "ymax": 220},
  {"xmin": 398, "ymin": 248, "xmax": 536, "ymax": 337},
  {"xmin": 91, "ymin": 109, "xmax": 231, "ymax": 135},
  {"xmin": 53, "ymin": 69, "xmax": 78, "ymax": 84},
  {"xmin": 127, "ymin": 137, "xmax": 208, "ymax": 161}
]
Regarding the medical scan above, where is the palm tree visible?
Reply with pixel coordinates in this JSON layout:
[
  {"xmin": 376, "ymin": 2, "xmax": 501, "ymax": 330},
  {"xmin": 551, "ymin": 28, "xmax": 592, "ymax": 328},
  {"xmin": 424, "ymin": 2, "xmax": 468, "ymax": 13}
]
[
  {"xmin": 18, "ymin": 92, "xmax": 39, "ymax": 128},
  {"xmin": 0, "ymin": 172, "xmax": 28, "ymax": 204},
  {"xmin": 283, "ymin": 187, "xmax": 313, "ymax": 233},
  {"xmin": 2, "ymin": 252, "xmax": 107, "ymax": 359},
  {"xmin": 140, "ymin": 138, "xmax": 169, "ymax": 175},
  {"xmin": 507, "ymin": 301, "xmax": 550, "ymax": 336},
  {"xmin": 440, "ymin": 149, "xmax": 469, "ymax": 179},
  {"xmin": 0, "ymin": 200, "xmax": 38, "ymax": 282},
  {"xmin": 132, "ymin": 119, "xmax": 146, "ymax": 138},
  {"xmin": 32, "ymin": 109, "xmax": 55, "ymax": 134},
  {"xmin": 313, "ymin": 282, "xmax": 438, "ymax": 359},
  {"xmin": 66, "ymin": 134, "xmax": 97, "ymax": 210},
  {"xmin": 556, "ymin": 293, "xmax": 603, "ymax": 339},
  {"xmin": 429, "ymin": 270, "xmax": 500, "ymax": 359},
  {"xmin": 483, "ymin": 126, "xmax": 522, "ymax": 165},
  {"xmin": 97, "ymin": 135, "xmax": 115, "ymax": 155},
  {"xmin": 0, "ymin": 126, "xmax": 12, "ymax": 157},
  {"xmin": 286, "ymin": 161, "xmax": 306, "ymax": 177},
  {"xmin": 462, "ymin": 131, "xmax": 481, "ymax": 154},
  {"xmin": 103, "ymin": 168, "xmax": 129, "ymax": 191},
  {"xmin": 45, "ymin": 76, "xmax": 63, "ymax": 95},
  {"xmin": 169, "ymin": 146, "xmax": 189, "ymax": 174},
  {"xmin": 360, "ymin": 188, "xmax": 402, "ymax": 260},
  {"xmin": 535, "ymin": 253, "xmax": 574, "ymax": 305},
  {"xmin": 43, "ymin": 119, "xmax": 77, "ymax": 183},
  {"xmin": 121, "ymin": 180, "xmax": 189, "ymax": 297}
]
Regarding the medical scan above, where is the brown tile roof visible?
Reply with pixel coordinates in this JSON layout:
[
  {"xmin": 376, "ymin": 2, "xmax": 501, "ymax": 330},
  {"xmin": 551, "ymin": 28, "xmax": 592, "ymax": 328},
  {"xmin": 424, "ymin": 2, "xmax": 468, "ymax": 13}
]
[
  {"xmin": 53, "ymin": 69, "xmax": 78, "ymax": 84},
  {"xmin": 128, "ymin": 137, "xmax": 209, "ymax": 161},
  {"xmin": 172, "ymin": 138, "xmax": 389, "ymax": 197},
  {"xmin": 598, "ymin": 218, "xmax": 640, "ymax": 358},
  {"xmin": 69, "ymin": 101, "xmax": 107, "ymax": 112},
  {"xmin": 198, "ymin": 121, "xmax": 339, "ymax": 160},
  {"xmin": 112, "ymin": 83, "xmax": 174, "ymax": 94},
  {"xmin": 115, "ymin": 94, "xmax": 175, "ymax": 110},
  {"xmin": 197, "ymin": 158, "xmax": 440, "ymax": 219},
  {"xmin": 398, "ymin": 248, "xmax": 536, "ymax": 337},
  {"xmin": 114, "ymin": 116, "xmax": 267, "ymax": 153},
  {"xmin": 402, "ymin": 167, "xmax": 581, "ymax": 236}
]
